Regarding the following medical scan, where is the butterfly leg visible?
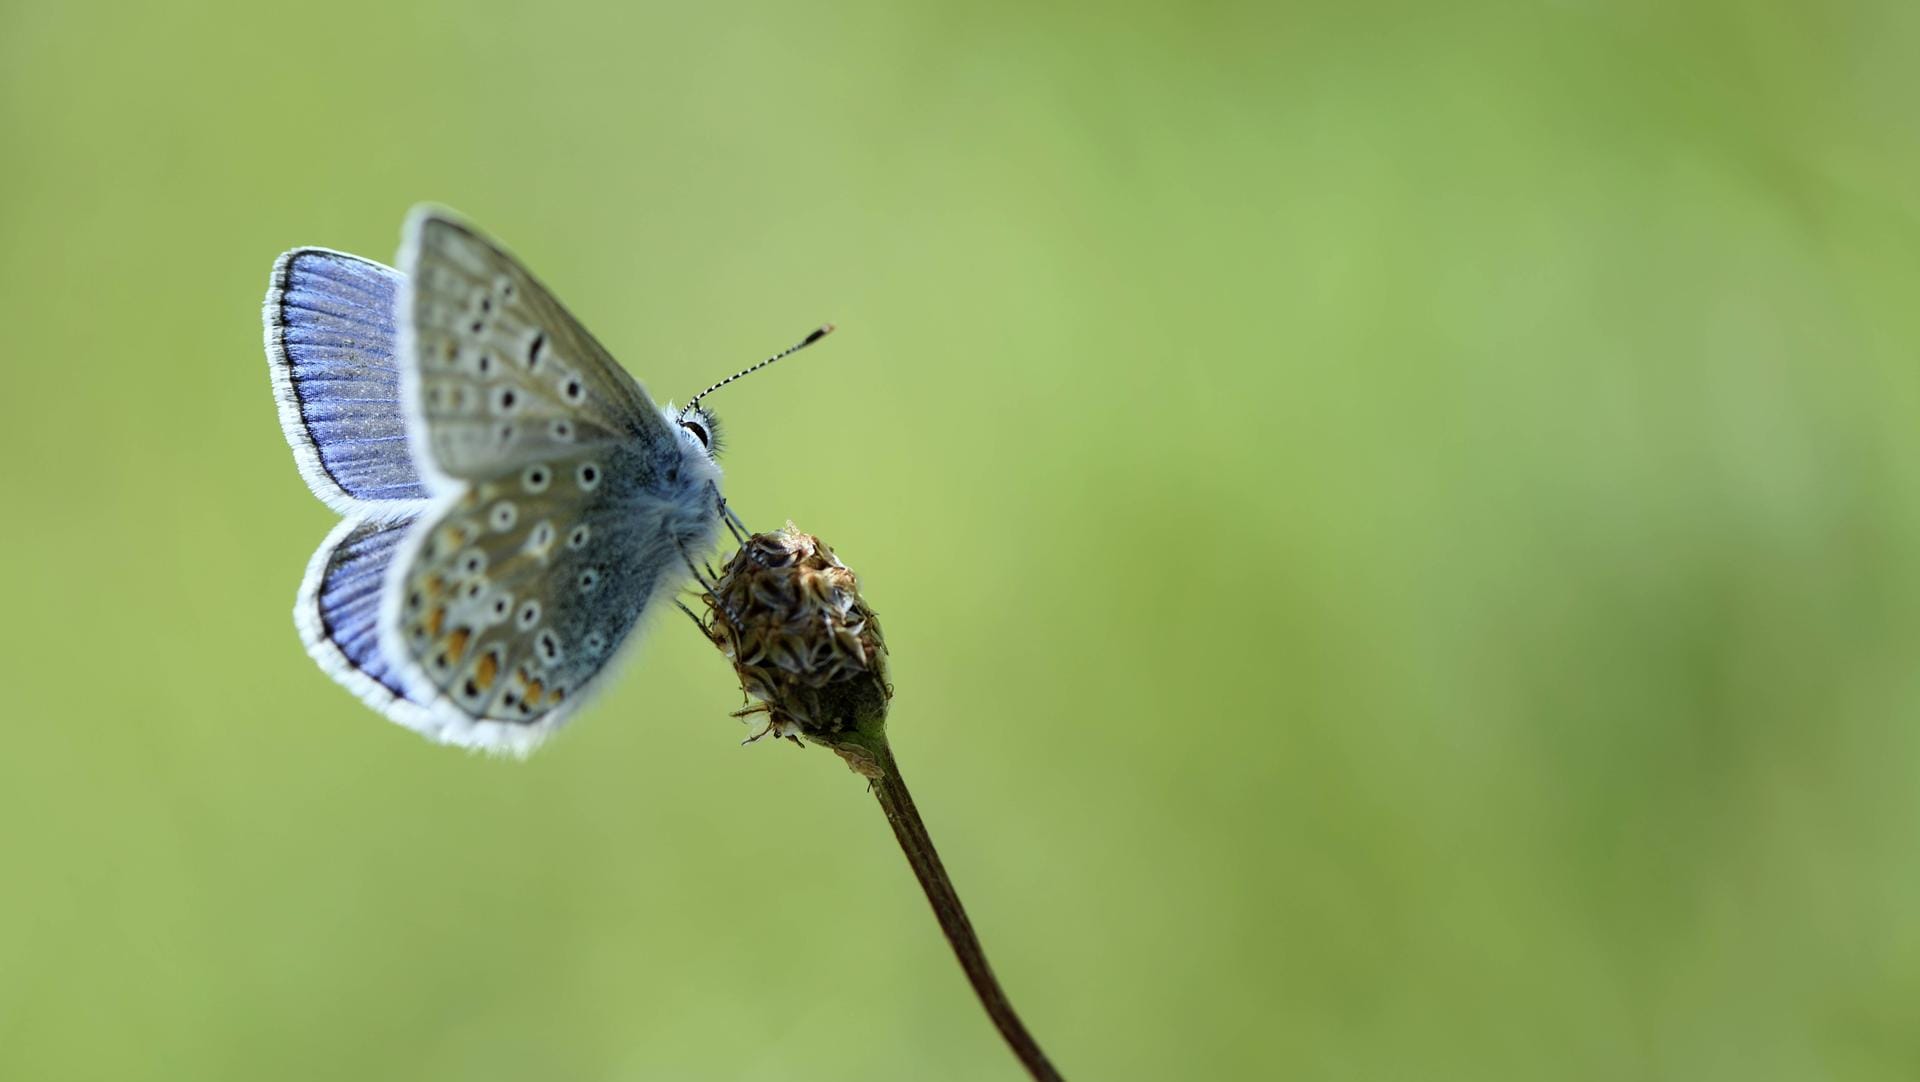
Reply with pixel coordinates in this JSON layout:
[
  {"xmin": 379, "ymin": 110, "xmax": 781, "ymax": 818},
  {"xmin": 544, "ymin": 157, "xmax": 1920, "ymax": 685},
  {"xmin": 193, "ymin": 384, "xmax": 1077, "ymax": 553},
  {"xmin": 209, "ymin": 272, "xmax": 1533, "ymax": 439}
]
[
  {"xmin": 677, "ymin": 540, "xmax": 718, "ymax": 591},
  {"xmin": 732, "ymin": 515, "xmax": 775, "ymax": 568},
  {"xmin": 709, "ymin": 480, "xmax": 771, "ymax": 566},
  {"xmin": 673, "ymin": 598, "xmax": 709, "ymax": 634},
  {"xmin": 678, "ymin": 539, "xmax": 747, "ymax": 630},
  {"xmin": 724, "ymin": 505, "xmax": 753, "ymax": 546}
]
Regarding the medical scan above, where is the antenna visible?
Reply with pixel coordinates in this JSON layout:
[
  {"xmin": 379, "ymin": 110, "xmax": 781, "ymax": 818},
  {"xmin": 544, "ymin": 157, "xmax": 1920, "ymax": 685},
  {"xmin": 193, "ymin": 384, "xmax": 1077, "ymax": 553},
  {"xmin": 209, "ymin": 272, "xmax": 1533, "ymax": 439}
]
[{"xmin": 684, "ymin": 323, "xmax": 835, "ymax": 414}]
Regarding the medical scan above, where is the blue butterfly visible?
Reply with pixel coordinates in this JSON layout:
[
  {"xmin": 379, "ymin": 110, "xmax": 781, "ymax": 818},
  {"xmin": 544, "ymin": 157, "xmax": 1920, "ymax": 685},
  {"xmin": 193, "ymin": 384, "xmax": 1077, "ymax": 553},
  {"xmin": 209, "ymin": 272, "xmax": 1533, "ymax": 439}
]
[{"xmin": 264, "ymin": 206, "xmax": 827, "ymax": 754}]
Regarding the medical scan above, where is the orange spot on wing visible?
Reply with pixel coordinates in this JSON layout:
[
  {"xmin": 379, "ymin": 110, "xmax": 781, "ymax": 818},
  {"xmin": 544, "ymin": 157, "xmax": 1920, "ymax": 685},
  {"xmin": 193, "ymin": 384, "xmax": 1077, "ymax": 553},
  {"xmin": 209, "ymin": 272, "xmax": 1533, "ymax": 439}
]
[
  {"xmin": 426, "ymin": 606, "xmax": 446, "ymax": 637},
  {"xmin": 523, "ymin": 679, "xmax": 544, "ymax": 708},
  {"xmin": 476, "ymin": 652, "xmax": 499, "ymax": 690},
  {"xmin": 445, "ymin": 628, "xmax": 471, "ymax": 661}
]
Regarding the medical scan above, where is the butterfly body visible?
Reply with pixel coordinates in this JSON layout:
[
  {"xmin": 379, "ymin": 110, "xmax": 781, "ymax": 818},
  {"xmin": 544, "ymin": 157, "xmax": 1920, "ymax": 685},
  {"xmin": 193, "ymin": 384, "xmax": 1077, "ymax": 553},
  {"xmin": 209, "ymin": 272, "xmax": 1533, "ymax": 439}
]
[{"xmin": 266, "ymin": 207, "xmax": 724, "ymax": 754}]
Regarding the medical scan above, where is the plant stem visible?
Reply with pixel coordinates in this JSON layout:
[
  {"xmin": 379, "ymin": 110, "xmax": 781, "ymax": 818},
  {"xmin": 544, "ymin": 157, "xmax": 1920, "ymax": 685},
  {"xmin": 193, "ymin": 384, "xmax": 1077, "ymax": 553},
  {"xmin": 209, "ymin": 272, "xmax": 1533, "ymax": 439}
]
[{"xmin": 863, "ymin": 740, "xmax": 1065, "ymax": 1081}]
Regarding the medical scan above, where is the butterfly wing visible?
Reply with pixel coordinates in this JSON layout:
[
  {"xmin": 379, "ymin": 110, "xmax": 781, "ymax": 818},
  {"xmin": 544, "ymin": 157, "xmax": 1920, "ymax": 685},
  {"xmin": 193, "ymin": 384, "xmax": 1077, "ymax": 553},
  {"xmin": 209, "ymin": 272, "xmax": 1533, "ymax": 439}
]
[
  {"xmin": 394, "ymin": 206, "xmax": 677, "ymax": 488},
  {"xmin": 376, "ymin": 441, "xmax": 703, "ymax": 753},
  {"xmin": 295, "ymin": 514, "xmax": 442, "ymax": 734},
  {"xmin": 368, "ymin": 207, "xmax": 724, "ymax": 753},
  {"xmin": 264, "ymin": 249, "xmax": 432, "ymax": 513}
]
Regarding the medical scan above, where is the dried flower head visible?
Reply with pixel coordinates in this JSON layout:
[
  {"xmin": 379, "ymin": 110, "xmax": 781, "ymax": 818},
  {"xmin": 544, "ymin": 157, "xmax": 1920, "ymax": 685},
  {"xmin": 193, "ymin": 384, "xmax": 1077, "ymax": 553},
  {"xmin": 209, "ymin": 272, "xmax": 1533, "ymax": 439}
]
[
  {"xmin": 696, "ymin": 524, "xmax": 1060, "ymax": 1077},
  {"xmin": 700, "ymin": 524, "xmax": 891, "ymax": 770}
]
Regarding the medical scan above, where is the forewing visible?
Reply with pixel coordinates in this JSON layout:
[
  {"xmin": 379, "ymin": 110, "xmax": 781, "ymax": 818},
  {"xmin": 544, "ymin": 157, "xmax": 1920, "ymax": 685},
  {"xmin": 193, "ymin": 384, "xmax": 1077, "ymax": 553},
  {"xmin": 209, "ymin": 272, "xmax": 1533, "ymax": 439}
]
[
  {"xmin": 265, "ymin": 249, "xmax": 430, "ymax": 512},
  {"xmin": 379, "ymin": 444, "xmax": 688, "ymax": 751},
  {"xmin": 395, "ymin": 207, "xmax": 674, "ymax": 484}
]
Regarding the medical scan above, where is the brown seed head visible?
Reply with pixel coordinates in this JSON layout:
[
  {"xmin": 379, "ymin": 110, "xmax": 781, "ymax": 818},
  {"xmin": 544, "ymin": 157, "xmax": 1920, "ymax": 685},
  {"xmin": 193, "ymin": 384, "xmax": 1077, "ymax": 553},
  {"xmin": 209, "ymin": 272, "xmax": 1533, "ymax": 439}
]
[{"xmin": 701, "ymin": 524, "xmax": 891, "ymax": 770}]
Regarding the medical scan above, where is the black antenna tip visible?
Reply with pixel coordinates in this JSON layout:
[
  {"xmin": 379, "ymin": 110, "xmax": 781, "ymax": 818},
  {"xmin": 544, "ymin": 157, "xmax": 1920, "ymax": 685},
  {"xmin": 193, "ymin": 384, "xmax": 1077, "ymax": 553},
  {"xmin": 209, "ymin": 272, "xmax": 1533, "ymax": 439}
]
[{"xmin": 804, "ymin": 324, "xmax": 834, "ymax": 346}]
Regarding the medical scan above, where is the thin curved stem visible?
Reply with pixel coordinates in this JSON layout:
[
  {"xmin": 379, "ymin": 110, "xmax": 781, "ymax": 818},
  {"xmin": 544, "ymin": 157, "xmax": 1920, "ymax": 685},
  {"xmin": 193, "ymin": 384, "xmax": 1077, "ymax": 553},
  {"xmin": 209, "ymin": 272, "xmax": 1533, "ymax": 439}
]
[{"xmin": 865, "ymin": 743, "xmax": 1064, "ymax": 1081}]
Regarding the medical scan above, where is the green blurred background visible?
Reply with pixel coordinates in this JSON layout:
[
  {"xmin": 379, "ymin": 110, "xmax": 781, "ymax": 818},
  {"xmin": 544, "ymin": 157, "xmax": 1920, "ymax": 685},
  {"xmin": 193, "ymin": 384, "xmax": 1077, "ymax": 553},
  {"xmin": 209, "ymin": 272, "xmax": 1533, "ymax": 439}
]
[{"xmin": 4, "ymin": 0, "xmax": 1919, "ymax": 1078}]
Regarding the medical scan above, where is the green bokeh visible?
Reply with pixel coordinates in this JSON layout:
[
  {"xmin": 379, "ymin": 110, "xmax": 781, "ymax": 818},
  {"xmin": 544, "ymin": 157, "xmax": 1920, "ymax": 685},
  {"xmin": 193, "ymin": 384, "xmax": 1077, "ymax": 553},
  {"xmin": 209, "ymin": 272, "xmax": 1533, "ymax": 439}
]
[{"xmin": 4, "ymin": 1, "xmax": 1920, "ymax": 1078}]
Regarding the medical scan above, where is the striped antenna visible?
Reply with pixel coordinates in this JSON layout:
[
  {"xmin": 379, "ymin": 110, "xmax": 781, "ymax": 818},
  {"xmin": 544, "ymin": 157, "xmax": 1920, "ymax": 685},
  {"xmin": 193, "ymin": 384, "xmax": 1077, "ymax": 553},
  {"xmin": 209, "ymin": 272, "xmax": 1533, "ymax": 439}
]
[{"xmin": 684, "ymin": 324, "xmax": 835, "ymax": 415}]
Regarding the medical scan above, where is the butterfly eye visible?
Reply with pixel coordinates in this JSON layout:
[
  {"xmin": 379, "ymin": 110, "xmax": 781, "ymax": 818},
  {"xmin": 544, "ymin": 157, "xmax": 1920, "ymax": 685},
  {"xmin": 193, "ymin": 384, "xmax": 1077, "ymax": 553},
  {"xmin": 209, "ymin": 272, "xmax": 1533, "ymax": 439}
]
[{"xmin": 678, "ymin": 408, "xmax": 721, "ymax": 456}]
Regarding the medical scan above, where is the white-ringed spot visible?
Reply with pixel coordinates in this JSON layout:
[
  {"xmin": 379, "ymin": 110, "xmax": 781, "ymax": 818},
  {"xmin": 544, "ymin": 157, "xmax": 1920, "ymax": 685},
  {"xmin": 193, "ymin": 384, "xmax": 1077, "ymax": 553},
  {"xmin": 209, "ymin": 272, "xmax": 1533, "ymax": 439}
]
[
  {"xmin": 560, "ymin": 375, "xmax": 585, "ymax": 404},
  {"xmin": 550, "ymin": 419, "xmax": 574, "ymax": 442},
  {"xmin": 523, "ymin": 464, "xmax": 550, "ymax": 492},
  {"xmin": 489, "ymin": 501, "xmax": 518, "ymax": 532},
  {"xmin": 567, "ymin": 525, "xmax": 591, "ymax": 550},
  {"xmin": 577, "ymin": 568, "xmax": 600, "ymax": 593},
  {"xmin": 516, "ymin": 600, "xmax": 542, "ymax": 630},
  {"xmin": 491, "ymin": 386, "xmax": 520, "ymax": 415},
  {"xmin": 576, "ymin": 462, "xmax": 601, "ymax": 491}
]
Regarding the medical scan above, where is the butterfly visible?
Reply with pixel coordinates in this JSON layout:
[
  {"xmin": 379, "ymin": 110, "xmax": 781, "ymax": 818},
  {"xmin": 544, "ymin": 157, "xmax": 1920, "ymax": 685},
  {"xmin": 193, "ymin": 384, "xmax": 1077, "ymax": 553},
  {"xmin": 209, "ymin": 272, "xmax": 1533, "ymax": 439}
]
[{"xmin": 263, "ymin": 205, "xmax": 829, "ymax": 754}]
